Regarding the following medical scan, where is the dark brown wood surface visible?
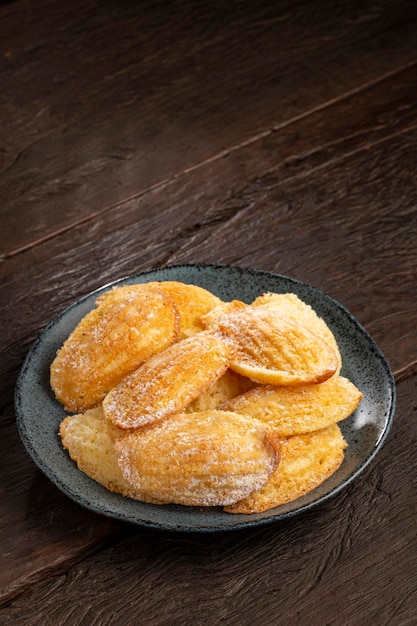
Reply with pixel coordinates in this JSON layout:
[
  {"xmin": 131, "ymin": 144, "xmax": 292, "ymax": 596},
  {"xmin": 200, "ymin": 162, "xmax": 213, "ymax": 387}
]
[{"xmin": 1, "ymin": 0, "xmax": 416, "ymax": 623}]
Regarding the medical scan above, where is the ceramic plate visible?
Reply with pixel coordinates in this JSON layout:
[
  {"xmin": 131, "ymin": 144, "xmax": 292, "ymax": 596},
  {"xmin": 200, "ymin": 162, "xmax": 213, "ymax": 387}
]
[{"xmin": 15, "ymin": 264, "xmax": 396, "ymax": 532}]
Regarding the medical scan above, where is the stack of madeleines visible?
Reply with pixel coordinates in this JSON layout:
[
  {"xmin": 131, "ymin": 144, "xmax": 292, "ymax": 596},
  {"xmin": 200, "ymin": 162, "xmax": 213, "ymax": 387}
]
[{"xmin": 51, "ymin": 281, "xmax": 362, "ymax": 514}]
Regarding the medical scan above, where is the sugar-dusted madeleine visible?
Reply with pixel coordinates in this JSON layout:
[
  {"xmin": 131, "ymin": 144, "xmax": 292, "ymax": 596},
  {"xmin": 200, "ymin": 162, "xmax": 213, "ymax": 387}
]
[
  {"xmin": 224, "ymin": 424, "xmax": 347, "ymax": 514},
  {"xmin": 51, "ymin": 283, "xmax": 180, "ymax": 412},
  {"xmin": 59, "ymin": 406, "xmax": 145, "ymax": 500},
  {"xmin": 115, "ymin": 410, "xmax": 281, "ymax": 507},
  {"xmin": 200, "ymin": 299, "xmax": 247, "ymax": 330},
  {"xmin": 221, "ymin": 376, "xmax": 362, "ymax": 436},
  {"xmin": 103, "ymin": 332, "xmax": 232, "ymax": 429},
  {"xmin": 54, "ymin": 279, "xmax": 358, "ymax": 514},
  {"xmin": 97, "ymin": 281, "xmax": 223, "ymax": 339},
  {"xmin": 151, "ymin": 281, "xmax": 223, "ymax": 338},
  {"xmin": 251, "ymin": 292, "xmax": 342, "ymax": 372},
  {"xmin": 203, "ymin": 302, "xmax": 338, "ymax": 386},
  {"xmin": 186, "ymin": 368, "xmax": 256, "ymax": 413}
]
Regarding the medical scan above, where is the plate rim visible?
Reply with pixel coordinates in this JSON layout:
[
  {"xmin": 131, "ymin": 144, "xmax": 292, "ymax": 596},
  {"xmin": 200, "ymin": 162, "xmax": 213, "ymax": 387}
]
[{"xmin": 14, "ymin": 263, "xmax": 397, "ymax": 532}]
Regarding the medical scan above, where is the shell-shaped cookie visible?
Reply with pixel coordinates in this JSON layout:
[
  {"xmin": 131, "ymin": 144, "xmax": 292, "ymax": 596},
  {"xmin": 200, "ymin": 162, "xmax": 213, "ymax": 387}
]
[
  {"xmin": 115, "ymin": 410, "xmax": 281, "ymax": 507},
  {"xmin": 103, "ymin": 332, "xmax": 232, "ymax": 429},
  {"xmin": 97, "ymin": 281, "xmax": 223, "ymax": 339},
  {"xmin": 51, "ymin": 284, "xmax": 180, "ymax": 412},
  {"xmin": 221, "ymin": 375, "xmax": 362, "ymax": 436},
  {"xmin": 59, "ymin": 406, "xmax": 142, "ymax": 499},
  {"xmin": 205, "ymin": 303, "xmax": 338, "ymax": 386},
  {"xmin": 224, "ymin": 423, "xmax": 347, "ymax": 513},
  {"xmin": 151, "ymin": 281, "xmax": 223, "ymax": 338},
  {"xmin": 200, "ymin": 300, "xmax": 247, "ymax": 329},
  {"xmin": 251, "ymin": 292, "xmax": 342, "ymax": 372}
]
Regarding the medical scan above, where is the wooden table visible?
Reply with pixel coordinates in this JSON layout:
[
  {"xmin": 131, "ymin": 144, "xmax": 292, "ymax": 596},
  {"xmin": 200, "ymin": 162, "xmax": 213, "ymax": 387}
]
[{"xmin": 1, "ymin": 1, "xmax": 416, "ymax": 623}]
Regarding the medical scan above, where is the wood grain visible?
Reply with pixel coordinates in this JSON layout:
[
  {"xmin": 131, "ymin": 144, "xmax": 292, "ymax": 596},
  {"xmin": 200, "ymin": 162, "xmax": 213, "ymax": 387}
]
[
  {"xmin": 1, "ymin": 0, "xmax": 416, "ymax": 621},
  {"xmin": 1, "ymin": 0, "xmax": 417, "ymax": 256},
  {"xmin": 1, "ymin": 62, "xmax": 416, "ymax": 605},
  {"xmin": 1, "ymin": 66, "xmax": 416, "ymax": 381}
]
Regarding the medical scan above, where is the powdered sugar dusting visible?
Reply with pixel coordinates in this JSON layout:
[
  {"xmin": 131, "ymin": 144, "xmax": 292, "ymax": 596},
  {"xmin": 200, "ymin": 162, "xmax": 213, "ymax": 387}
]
[
  {"xmin": 115, "ymin": 410, "xmax": 279, "ymax": 506},
  {"xmin": 103, "ymin": 332, "xmax": 231, "ymax": 429}
]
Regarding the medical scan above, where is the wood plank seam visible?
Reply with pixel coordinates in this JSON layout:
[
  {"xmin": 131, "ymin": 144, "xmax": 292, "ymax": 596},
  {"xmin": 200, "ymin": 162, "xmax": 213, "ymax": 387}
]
[{"xmin": 2, "ymin": 57, "xmax": 417, "ymax": 262}]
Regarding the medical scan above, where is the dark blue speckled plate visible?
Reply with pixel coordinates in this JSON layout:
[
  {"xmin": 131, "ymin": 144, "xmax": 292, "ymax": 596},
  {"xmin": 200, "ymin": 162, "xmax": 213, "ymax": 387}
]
[{"xmin": 15, "ymin": 264, "xmax": 396, "ymax": 532}]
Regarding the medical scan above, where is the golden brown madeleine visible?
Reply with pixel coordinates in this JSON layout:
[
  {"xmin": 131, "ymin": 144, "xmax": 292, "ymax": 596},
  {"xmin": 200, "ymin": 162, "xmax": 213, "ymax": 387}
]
[
  {"xmin": 224, "ymin": 424, "xmax": 347, "ymax": 514},
  {"xmin": 186, "ymin": 368, "xmax": 256, "ymax": 413},
  {"xmin": 251, "ymin": 292, "xmax": 342, "ymax": 372},
  {"xmin": 115, "ymin": 410, "xmax": 281, "ymax": 507},
  {"xmin": 149, "ymin": 281, "xmax": 223, "ymax": 338},
  {"xmin": 94, "ymin": 284, "xmax": 144, "ymax": 307},
  {"xmin": 221, "ymin": 376, "xmax": 362, "ymax": 436},
  {"xmin": 203, "ymin": 303, "xmax": 338, "ymax": 386},
  {"xmin": 200, "ymin": 299, "xmax": 247, "ymax": 330},
  {"xmin": 51, "ymin": 284, "xmax": 180, "ymax": 412},
  {"xmin": 97, "ymin": 281, "xmax": 223, "ymax": 339},
  {"xmin": 59, "ymin": 406, "xmax": 145, "ymax": 500},
  {"xmin": 103, "ymin": 332, "xmax": 232, "ymax": 429}
]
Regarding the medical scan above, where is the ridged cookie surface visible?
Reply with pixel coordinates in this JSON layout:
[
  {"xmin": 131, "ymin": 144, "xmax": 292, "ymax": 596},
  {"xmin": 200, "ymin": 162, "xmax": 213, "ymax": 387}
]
[
  {"xmin": 51, "ymin": 284, "xmax": 180, "ymax": 412},
  {"xmin": 115, "ymin": 410, "xmax": 281, "ymax": 506},
  {"xmin": 97, "ymin": 281, "xmax": 222, "ymax": 339},
  {"xmin": 221, "ymin": 375, "xmax": 362, "ymax": 436},
  {"xmin": 150, "ymin": 281, "xmax": 223, "ymax": 338},
  {"xmin": 224, "ymin": 424, "xmax": 347, "ymax": 513},
  {"xmin": 251, "ymin": 292, "xmax": 342, "ymax": 372},
  {"xmin": 103, "ymin": 332, "xmax": 232, "ymax": 429},
  {"xmin": 204, "ymin": 302, "xmax": 338, "ymax": 385}
]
